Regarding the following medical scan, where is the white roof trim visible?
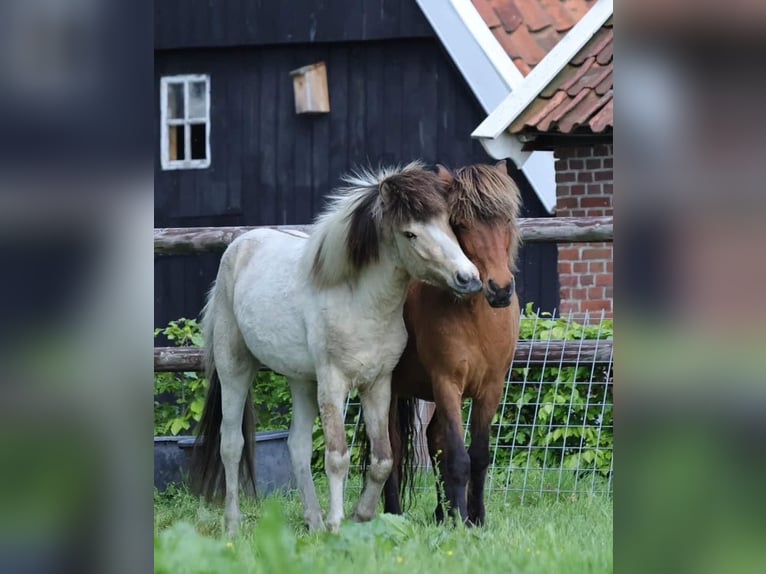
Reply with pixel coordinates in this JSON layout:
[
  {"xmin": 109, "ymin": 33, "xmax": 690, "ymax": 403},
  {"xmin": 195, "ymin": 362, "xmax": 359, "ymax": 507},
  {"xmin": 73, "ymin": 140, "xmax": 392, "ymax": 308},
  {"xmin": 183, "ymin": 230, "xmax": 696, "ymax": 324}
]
[
  {"xmin": 417, "ymin": 0, "xmax": 559, "ymax": 212},
  {"xmin": 449, "ymin": 0, "xmax": 525, "ymax": 92},
  {"xmin": 472, "ymin": 0, "xmax": 613, "ymax": 141},
  {"xmin": 415, "ymin": 0, "xmax": 522, "ymax": 112}
]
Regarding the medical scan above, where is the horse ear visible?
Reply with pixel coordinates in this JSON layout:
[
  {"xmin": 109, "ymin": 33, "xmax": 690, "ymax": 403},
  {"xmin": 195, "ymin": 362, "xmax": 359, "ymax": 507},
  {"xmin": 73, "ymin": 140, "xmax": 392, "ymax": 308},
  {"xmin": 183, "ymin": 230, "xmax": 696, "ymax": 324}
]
[
  {"xmin": 494, "ymin": 160, "xmax": 508, "ymax": 175},
  {"xmin": 380, "ymin": 180, "xmax": 397, "ymax": 204},
  {"xmin": 436, "ymin": 164, "xmax": 453, "ymax": 184}
]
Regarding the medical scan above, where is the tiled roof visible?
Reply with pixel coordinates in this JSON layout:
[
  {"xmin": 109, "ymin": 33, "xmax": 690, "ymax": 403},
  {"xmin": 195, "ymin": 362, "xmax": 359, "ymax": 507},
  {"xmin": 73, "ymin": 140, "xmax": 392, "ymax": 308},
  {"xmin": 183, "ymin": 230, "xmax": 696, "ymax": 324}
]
[
  {"xmin": 472, "ymin": 0, "xmax": 597, "ymax": 75},
  {"xmin": 509, "ymin": 17, "xmax": 613, "ymax": 135}
]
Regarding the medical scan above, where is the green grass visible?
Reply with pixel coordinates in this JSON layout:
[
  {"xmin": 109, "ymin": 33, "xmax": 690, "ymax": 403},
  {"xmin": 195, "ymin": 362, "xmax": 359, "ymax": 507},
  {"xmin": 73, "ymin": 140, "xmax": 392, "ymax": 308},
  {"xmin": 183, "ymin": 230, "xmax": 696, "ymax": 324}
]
[{"xmin": 154, "ymin": 475, "xmax": 612, "ymax": 574}]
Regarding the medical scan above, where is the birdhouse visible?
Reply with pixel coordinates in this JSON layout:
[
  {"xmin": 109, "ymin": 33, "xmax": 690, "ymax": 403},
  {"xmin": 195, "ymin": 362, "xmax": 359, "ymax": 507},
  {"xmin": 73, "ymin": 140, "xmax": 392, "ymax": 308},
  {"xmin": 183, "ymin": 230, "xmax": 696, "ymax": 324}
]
[{"xmin": 289, "ymin": 62, "xmax": 330, "ymax": 115}]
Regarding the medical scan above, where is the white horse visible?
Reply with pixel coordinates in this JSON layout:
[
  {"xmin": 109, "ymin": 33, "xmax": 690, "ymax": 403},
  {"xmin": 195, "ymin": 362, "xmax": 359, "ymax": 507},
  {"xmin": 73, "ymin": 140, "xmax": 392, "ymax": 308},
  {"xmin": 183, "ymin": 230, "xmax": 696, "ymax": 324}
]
[{"xmin": 191, "ymin": 162, "xmax": 482, "ymax": 535}]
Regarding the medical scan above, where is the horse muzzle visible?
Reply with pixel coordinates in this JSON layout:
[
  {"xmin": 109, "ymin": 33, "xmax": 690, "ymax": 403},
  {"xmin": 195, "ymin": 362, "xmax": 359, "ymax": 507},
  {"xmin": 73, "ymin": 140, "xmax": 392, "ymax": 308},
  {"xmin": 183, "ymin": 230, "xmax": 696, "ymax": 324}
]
[
  {"xmin": 452, "ymin": 271, "xmax": 483, "ymax": 295},
  {"xmin": 486, "ymin": 278, "xmax": 515, "ymax": 308}
]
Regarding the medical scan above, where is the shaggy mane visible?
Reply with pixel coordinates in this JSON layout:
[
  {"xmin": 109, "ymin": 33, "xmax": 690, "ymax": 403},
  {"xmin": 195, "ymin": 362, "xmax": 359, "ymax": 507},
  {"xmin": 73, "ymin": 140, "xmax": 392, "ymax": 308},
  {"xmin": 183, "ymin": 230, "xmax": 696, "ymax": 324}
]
[
  {"xmin": 448, "ymin": 164, "xmax": 522, "ymax": 271},
  {"xmin": 307, "ymin": 161, "xmax": 448, "ymax": 288}
]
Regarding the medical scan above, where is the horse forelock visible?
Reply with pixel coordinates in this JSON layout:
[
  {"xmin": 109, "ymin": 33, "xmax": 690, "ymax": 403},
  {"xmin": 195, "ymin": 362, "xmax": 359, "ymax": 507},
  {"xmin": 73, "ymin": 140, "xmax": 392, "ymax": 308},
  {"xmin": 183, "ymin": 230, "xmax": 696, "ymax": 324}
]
[
  {"xmin": 309, "ymin": 161, "xmax": 447, "ymax": 288},
  {"xmin": 310, "ymin": 161, "xmax": 456, "ymax": 287},
  {"xmin": 379, "ymin": 167, "xmax": 447, "ymax": 227},
  {"xmin": 449, "ymin": 164, "xmax": 522, "ymax": 271}
]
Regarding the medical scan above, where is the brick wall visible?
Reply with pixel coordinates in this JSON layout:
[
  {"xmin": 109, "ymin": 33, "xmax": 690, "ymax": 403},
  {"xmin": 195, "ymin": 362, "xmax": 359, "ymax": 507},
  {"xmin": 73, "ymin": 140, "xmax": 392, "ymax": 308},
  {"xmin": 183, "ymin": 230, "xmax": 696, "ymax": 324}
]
[{"xmin": 555, "ymin": 143, "xmax": 613, "ymax": 319}]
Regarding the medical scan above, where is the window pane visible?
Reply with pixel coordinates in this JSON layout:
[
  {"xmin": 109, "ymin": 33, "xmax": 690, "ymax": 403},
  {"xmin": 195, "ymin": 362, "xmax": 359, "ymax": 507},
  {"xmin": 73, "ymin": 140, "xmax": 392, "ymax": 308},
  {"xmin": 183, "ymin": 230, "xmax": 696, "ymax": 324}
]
[
  {"xmin": 188, "ymin": 81, "xmax": 207, "ymax": 119},
  {"xmin": 190, "ymin": 123, "xmax": 207, "ymax": 160},
  {"xmin": 167, "ymin": 83, "xmax": 185, "ymax": 119},
  {"xmin": 168, "ymin": 124, "xmax": 186, "ymax": 161}
]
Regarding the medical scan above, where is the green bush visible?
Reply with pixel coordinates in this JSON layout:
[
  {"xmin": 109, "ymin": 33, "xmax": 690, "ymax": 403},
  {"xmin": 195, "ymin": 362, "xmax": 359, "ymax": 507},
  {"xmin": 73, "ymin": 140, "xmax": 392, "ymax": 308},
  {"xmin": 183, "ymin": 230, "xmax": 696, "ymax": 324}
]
[
  {"xmin": 480, "ymin": 302, "xmax": 613, "ymax": 476},
  {"xmin": 153, "ymin": 318, "xmax": 291, "ymax": 436},
  {"xmin": 154, "ymin": 305, "xmax": 613, "ymax": 478}
]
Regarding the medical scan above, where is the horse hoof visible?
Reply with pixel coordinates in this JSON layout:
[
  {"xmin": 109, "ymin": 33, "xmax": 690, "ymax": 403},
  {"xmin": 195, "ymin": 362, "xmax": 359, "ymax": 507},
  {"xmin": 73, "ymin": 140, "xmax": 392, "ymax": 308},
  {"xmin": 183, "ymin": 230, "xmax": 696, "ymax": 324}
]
[
  {"xmin": 351, "ymin": 511, "xmax": 373, "ymax": 523},
  {"xmin": 304, "ymin": 514, "xmax": 325, "ymax": 533}
]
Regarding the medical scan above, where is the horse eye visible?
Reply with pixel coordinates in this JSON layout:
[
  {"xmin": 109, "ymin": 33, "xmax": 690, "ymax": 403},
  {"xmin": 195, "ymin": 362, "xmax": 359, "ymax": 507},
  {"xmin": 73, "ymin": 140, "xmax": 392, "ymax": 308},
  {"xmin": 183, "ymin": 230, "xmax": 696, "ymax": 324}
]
[{"xmin": 403, "ymin": 231, "xmax": 417, "ymax": 240}]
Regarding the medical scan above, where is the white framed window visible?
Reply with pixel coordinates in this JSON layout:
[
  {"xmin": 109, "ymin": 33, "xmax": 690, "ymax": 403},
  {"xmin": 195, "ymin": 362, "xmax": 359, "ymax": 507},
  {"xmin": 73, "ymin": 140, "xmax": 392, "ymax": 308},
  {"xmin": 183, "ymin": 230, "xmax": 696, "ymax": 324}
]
[{"xmin": 160, "ymin": 75, "xmax": 211, "ymax": 170}]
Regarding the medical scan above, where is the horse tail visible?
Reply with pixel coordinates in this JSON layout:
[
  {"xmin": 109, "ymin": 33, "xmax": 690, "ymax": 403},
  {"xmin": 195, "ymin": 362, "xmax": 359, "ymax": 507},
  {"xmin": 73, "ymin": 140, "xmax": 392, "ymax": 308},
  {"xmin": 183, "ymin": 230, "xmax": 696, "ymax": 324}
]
[
  {"xmin": 190, "ymin": 281, "xmax": 257, "ymax": 501},
  {"xmin": 396, "ymin": 397, "xmax": 419, "ymax": 511}
]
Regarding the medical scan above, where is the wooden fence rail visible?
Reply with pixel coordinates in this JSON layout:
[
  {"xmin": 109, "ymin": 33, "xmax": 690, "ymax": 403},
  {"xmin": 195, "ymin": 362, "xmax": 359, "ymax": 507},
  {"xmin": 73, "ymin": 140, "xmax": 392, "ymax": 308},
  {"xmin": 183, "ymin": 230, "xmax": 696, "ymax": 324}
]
[
  {"xmin": 154, "ymin": 216, "xmax": 613, "ymax": 256},
  {"xmin": 154, "ymin": 340, "xmax": 613, "ymax": 372}
]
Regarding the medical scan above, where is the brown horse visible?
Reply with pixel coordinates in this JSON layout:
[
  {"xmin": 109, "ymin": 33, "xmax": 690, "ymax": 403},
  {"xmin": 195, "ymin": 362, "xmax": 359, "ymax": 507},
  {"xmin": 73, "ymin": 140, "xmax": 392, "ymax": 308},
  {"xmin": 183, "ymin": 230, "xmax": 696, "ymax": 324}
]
[{"xmin": 383, "ymin": 162, "xmax": 521, "ymax": 525}]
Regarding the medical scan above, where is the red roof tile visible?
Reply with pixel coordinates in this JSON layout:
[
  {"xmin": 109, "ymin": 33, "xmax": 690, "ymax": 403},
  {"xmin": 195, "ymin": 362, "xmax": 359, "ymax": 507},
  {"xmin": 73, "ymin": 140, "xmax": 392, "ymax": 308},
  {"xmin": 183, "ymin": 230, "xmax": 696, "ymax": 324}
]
[
  {"xmin": 476, "ymin": 0, "xmax": 597, "ymax": 74},
  {"xmin": 508, "ymin": 23, "xmax": 614, "ymax": 135}
]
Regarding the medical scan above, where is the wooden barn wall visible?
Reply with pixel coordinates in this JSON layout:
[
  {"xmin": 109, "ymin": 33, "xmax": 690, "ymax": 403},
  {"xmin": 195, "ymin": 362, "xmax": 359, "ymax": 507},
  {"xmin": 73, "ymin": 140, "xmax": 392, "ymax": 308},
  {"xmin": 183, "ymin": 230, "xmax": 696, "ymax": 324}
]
[
  {"xmin": 154, "ymin": 39, "xmax": 559, "ymax": 328},
  {"xmin": 155, "ymin": 0, "xmax": 433, "ymax": 50}
]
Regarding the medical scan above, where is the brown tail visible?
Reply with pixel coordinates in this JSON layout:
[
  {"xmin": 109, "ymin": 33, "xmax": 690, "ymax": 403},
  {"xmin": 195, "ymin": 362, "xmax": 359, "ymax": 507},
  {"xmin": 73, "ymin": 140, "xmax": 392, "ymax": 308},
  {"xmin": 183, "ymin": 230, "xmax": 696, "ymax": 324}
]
[{"xmin": 190, "ymin": 368, "xmax": 257, "ymax": 501}]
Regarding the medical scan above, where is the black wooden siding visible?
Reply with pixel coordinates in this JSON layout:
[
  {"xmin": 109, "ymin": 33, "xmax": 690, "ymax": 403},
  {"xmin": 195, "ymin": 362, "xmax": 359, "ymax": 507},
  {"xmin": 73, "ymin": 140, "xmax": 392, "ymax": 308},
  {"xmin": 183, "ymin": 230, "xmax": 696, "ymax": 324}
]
[{"xmin": 155, "ymin": 7, "xmax": 559, "ymax": 328}]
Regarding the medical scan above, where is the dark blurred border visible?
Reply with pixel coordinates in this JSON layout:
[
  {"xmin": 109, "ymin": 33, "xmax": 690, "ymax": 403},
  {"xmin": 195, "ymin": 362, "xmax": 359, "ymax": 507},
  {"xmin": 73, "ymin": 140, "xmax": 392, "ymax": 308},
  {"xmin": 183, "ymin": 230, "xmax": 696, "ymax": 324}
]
[
  {"xmin": 0, "ymin": 1, "xmax": 153, "ymax": 573},
  {"xmin": 619, "ymin": 3, "xmax": 766, "ymax": 574}
]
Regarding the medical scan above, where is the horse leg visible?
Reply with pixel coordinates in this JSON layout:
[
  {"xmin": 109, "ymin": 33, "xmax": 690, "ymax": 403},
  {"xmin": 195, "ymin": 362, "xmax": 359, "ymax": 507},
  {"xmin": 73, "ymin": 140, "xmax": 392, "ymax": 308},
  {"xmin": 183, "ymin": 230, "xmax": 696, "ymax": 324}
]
[
  {"xmin": 215, "ymin": 332, "xmax": 257, "ymax": 536},
  {"xmin": 430, "ymin": 387, "xmax": 470, "ymax": 523},
  {"xmin": 287, "ymin": 378, "xmax": 324, "ymax": 532},
  {"xmin": 353, "ymin": 378, "xmax": 394, "ymax": 522},
  {"xmin": 467, "ymin": 389, "xmax": 502, "ymax": 526},
  {"xmin": 426, "ymin": 410, "xmax": 447, "ymax": 522},
  {"xmin": 383, "ymin": 393, "xmax": 402, "ymax": 515},
  {"xmin": 317, "ymin": 369, "xmax": 350, "ymax": 533}
]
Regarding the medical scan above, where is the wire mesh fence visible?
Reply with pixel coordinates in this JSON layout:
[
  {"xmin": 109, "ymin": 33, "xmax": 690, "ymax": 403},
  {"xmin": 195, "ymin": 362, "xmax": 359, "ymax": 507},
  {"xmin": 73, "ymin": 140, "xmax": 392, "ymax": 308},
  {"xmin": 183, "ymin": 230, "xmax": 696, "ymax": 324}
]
[{"xmin": 341, "ymin": 307, "xmax": 613, "ymax": 502}]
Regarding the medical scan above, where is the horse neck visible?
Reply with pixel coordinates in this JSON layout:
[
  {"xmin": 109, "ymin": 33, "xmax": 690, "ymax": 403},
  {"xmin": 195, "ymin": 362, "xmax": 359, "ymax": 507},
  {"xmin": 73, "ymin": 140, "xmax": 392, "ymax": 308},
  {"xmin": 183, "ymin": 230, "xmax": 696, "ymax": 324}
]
[{"xmin": 353, "ymin": 248, "xmax": 410, "ymax": 320}]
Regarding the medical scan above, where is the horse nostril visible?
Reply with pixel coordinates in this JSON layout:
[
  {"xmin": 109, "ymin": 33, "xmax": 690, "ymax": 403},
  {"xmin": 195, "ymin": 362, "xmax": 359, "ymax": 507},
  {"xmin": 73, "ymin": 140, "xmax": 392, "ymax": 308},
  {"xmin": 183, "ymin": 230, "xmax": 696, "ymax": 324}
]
[
  {"xmin": 455, "ymin": 271, "xmax": 472, "ymax": 286},
  {"xmin": 488, "ymin": 279, "xmax": 513, "ymax": 295}
]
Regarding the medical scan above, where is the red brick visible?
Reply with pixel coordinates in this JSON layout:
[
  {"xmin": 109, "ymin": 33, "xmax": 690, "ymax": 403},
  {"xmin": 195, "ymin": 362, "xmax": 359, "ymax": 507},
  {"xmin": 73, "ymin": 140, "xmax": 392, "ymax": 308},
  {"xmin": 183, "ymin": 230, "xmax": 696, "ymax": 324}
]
[
  {"xmin": 576, "ymin": 171, "xmax": 592, "ymax": 183},
  {"xmin": 586, "ymin": 184, "xmax": 603, "ymax": 195},
  {"xmin": 606, "ymin": 261, "xmax": 613, "ymax": 273},
  {"xmin": 582, "ymin": 300, "xmax": 611, "ymax": 312},
  {"xmin": 558, "ymin": 247, "xmax": 580, "ymax": 260},
  {"xmin": 582, "ymin": 248, "xmax": 612, "ymax": 260},
  {"xmin": 589, "ymin": 261, "xmax": 605, "ymax": 273},
  {"xmin": 604, "ymin": 158, "xmax": 613, "ymax": 168},
  {"xmin": 596, "ymin": 274, "xmax": 613, "ymax": 286},
  {"xmin": 558, "ymin": 261, "xmax": 572, "ymax": 274},
  {"xmin": 570, "ymin": 184, "xmax": 585, "ymax": 195},
  {"xmin": 580, "ymin": 274, "xmax": 595, "ymax": 286},
  {"xmin": 556, "ymin": 171, "xmax": 575, "ymax": 183},
  {"xmin": 593, "ymin": 144, "xmax": 611, "ymax": 156},
  {"xmin": 559, "ymin": 301, "xmax": 579, "ymax": 313},
  {"xmin": 604, "ymin": 287, "xmax": 613, "ymax": 298},
  {"xmin": 571, "ymin": 288, "xmax": 587, "ymax": 300},
  {"xmin": 559, "ymin": 274, "xmax": 579, "ymax": 287},
  {"xmin": 586, "ymin": 158, "xmax": 602, "ymax": 169},
  {"xmin": 573, "ymin": 262, "xmax": 588, "ymax": 273},
  {"xmin": 554, "ymin": 148, "xmax": 577, "ymax": 159},
  {"xmin": 571, "ymin": 209, "xmax": 586, "ymax": 216},
  {"xmin": 604, "ymin": 207, "xmax": 614, "ymax": 216},
  {"xmin": 575, "ymin": 147, "xmax": 593, "ymax": 158},
  {"xmin": 558, "ymin": 197, "xmax": 579, "ymax": 209},
  {"xmin": 587, "ymin": 287, "xmax": 604, "ymax": 299},
  {"xmin": 587, "ymin": 209, "xmax": 605, "ymax": 217},
  {"xmin": 568, "ymin": 159, "xmax": 584, "ymax": 170},
  {"xmin": 581, "ymin": 197, "xmax": 610, "ymax": 208},
  {"xmin": 603, "ymin": 183, "xmax": 613, "ymax": 194},
  {"xmin": 559, "ymin": 287, "xmax": 571, "ymax": 299},
  {"xmin": 595, "ymin": 170, "xmax": 613, "ymax": 181}
]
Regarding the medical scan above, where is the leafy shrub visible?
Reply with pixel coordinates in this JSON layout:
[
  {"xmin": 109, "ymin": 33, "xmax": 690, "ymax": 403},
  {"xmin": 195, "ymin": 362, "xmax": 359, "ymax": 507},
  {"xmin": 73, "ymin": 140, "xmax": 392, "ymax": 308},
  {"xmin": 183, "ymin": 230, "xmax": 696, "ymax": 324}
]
[
  {"xmin": 153, "ymin": 318, "xmax": 291, "ymax": 436},
  {"xmin": 479, "ymin": 302, "xmax": 613, "ymax": 476}
]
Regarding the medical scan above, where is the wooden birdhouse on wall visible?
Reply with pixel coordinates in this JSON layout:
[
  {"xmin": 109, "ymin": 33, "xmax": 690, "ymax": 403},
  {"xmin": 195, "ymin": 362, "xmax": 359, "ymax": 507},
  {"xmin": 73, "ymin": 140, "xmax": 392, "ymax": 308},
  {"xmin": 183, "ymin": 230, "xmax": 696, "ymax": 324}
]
[{"xmin": 289, "ymin": 62, "xmax": 330, "ymax": 114}]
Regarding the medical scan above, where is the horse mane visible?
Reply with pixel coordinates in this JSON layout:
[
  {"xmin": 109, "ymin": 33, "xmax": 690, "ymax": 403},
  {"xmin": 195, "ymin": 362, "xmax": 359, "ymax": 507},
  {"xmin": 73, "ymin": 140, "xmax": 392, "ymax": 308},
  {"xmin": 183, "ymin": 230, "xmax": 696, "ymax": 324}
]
[
  {"xmin": 307, "ymin": 161, "xmax": 447, "ymax": 288},
  {"xmin": 447, "ymin": 163, "xmax": 522, "ymax": 272}
]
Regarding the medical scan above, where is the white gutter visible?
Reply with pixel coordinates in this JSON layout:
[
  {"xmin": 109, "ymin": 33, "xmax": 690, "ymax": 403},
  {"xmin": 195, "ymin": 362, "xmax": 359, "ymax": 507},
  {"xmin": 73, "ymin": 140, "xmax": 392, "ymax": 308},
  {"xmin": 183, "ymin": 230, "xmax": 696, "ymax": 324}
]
[{"xmin": 417, "ymin": 0, "xmax": 561, "ymax": 212}]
